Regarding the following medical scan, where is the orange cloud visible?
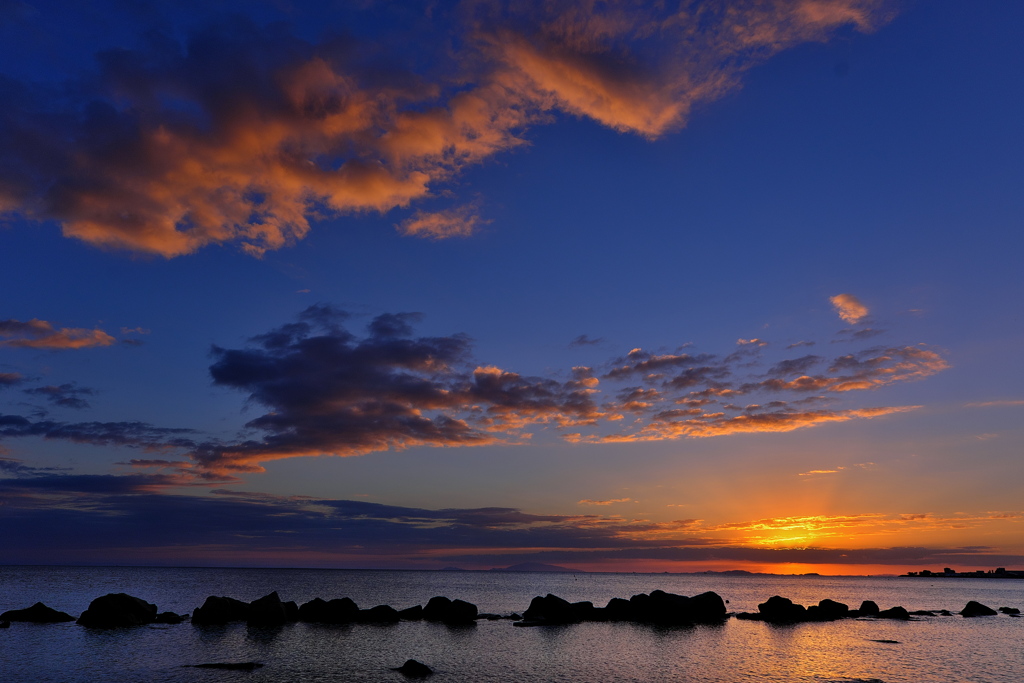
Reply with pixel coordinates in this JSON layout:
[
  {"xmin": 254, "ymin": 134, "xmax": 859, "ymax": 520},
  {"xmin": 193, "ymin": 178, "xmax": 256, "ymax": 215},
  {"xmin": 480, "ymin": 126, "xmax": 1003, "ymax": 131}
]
[
  {"xmin": 398, "ymin": 204, "xmax": 485, "ymax": 239},
  {"xmin": 0, "ymin": 3, "xmax": 894, "ymax": 256},
  {"xmin": 0, "ymin": 318, "xmax": 115, "ymax": 350},
  {"xmin": 830, "ymin": 293, "xmax": 869, "ymax": 324},
  {"xmin": 578, "ymin": 497, "xmax": 634, "ymax": 505}
]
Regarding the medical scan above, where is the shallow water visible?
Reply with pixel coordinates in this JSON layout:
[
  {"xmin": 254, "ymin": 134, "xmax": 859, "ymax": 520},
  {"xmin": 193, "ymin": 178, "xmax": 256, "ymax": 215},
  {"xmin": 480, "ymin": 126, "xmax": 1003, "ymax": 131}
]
[{"xmin": 2, "ymin": 567, "xmax": 1022, "ymax": 682}]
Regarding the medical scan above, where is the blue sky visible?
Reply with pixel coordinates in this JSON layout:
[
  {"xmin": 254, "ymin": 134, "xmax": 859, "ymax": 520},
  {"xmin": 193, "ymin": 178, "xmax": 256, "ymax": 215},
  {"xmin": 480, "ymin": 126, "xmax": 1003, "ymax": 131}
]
[{"xmin": 1, "ymin": 0, "xmax": 1022, "ymax": 572}]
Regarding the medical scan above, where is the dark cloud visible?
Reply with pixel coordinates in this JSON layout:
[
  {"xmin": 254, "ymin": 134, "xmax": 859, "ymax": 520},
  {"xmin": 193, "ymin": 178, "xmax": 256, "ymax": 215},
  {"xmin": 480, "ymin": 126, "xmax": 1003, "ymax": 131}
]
[
  {"xmin": 0, "ymin": 371, "xmax": 24, "ymax": 387},
  {"xmin": 196, "ymin": 306, "xmax": 601, "ymax": 473},
  {"xmin": 0, "ymin": 413, "xmax": 196, "ymax": 449},
  {"xmin": 834, "ymin": 327, "xmax": 886, "ymax": 342},
  {"xmin": 569, "ymin": 334, "xmax": 603, "ymax": 347},
  {"xmin": 765, "ymin": 355, "xmax": 822, "ymax": 377},
  {"xmin": 2, "ymin": 476, "xmax": 1019, "ymax": 569},
  {"xmin": 23, "ymin": 382, "xmax": 96, "ymax": 409}
]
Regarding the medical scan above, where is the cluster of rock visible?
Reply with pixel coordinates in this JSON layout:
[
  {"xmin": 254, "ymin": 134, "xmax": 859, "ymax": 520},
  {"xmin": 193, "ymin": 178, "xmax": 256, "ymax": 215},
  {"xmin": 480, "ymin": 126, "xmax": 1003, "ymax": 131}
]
[
  {"xmin": 515, "ymin": 590, "xmax": 727, "ymax": 626},
  {"xmin": 0, "ymin": 594, "xmax": 183, "ymax": 628},
  {"xmin": 734, "ymin": 596, "xmax": 1010, "ymax": 623},
  {"xmin": 192, "ymin": 592, "xmax": 480, "ymax": 626}
]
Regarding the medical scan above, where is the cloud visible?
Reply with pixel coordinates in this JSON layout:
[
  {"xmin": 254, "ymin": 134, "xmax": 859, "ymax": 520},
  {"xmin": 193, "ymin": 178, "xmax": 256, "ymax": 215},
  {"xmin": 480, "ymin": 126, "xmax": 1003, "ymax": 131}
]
[
  {"xmin": 0, "ymin": 2, "xmax": 895, "ymax": 256},
  {"xmin": 194, "ymin": 305, "xmax": 602, "ymax": 473},
  {"xmin": 0, "ymin": 306, "xmax": 946, "ymax": 475},
  {"xmin": 578, "ymin": 498, "xmax": 633, "ymax": 506},
  {"xmin": 0, "ymin": 413, "xmax": 196, "ymax": 450},
  {"xmin": 23, "ymin": 383, "xmax": 96, "ymax": 409},
  {"xmin": 397, "ymin": 204, "xmax": 485, "ymax": 239},
  {"xmin": 0, "ymin": 318, "xmax": 116, "ymax": 349},
  {"xmin": 830, "ymin": 293, "xmax": 869, "ymax": 324},
  {"xmin": 965, "ymin": 400, "xmax": 1024, "ymax": 408},
  {"xmin": 3, "ymin": 477, "xmax": 1021, "ymax": 569},
  {"xmin": 0, "ymin": 372, "xmax": 24, "ymax": 387},
  {"xmin": 569, "ymin": 334, "xmax": 603, "ymax": 347}
]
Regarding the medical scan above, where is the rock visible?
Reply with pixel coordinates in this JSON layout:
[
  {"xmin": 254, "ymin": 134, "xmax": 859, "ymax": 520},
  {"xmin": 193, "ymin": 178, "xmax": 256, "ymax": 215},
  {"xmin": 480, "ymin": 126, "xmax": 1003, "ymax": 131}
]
[
  {"xmin": 0, "ymin": 620, "xmax": 9, "ymax": 628},
  {"xmin": 999, "ymin": 607, "xmax": 1020, "ymax": 615},
  {"xmin": 0, "ymin": 602, "xmax": 75, "ymax": 623},
  {"xmin": 757, "ymin": 596, "xmax": 807, "ymax": 623},
  {"xmin": 358, "ymin": 605, "xmax": 400, "ymax": 623},
  {"xmin": 399, "ymin": 605, "xmax": 424, "ymax": 620},
  {"xmin": 909, "ymin": 610, "xmax": 936, "ymax": 616},
  {"xmin": 604, "ymin": 597, "xmax": 632, "ymax": 621},
  {"xmin": 521, "ymin": 594, "xmax": 580, "ymax": 625},
  {"xmin": 869, "ymin": 639, "xmax": 900, "ymax": 644},
  {"xmin": 687, "ymin": 591, "xmax": 728, "ymax": 623},
  {"xmin": 961, "ymin": 601, "xmax": 998, "ymax": 617},
  {"xmin": 394, "ymin": 659, "xmax": 433, "ymax": 677},
  {"xmin": 807, "ymin": 599, "xmax": 849, "ymax": 621},
  {"xmin": 858, "ymin": 600, "xmax": 880, "ymax": 616},
  {"xmin": 192, "ymin": 596, "xmax": 251, "ymax": 625},
  {"xmin": 77, "ymin": 594, "xmax": 157, "ymax": 628},
  {"xmin": 423, "ymin": 596, "xmax": 478, "ymax": 623},
  {"xmin": 298, "ymin": 597, "xmax": 361, "ymax": 623},
  {"xmin": 877, "ymin": 606, "xmax": 910, "ymax": 620},
  {"xmin": 247, "ymin": 592, "xmax": 293, "ymax": 626},
  {"xmin": 154, "ymin": 612, "xmax": 184, "ymax": 624},
  {"xmin": 185, "ymin": 662, "xmax": 264, "ymax": 671},
  {"xmin": 734, "ymin": 611, "xmax": 762, "ymax": 620}
]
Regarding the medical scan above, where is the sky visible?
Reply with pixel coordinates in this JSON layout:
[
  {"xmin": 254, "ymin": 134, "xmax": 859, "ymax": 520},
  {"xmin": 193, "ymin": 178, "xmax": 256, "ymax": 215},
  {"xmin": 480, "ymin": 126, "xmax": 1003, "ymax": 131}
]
[{"xmin": 0, "ymin": 0, "xmax": 1022, "ymax": 575}]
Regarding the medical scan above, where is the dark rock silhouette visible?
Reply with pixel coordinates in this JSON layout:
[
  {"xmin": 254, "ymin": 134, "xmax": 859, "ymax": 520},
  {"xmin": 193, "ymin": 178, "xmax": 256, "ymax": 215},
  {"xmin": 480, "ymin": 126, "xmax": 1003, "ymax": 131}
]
[
  {"xmin": 77, "ymin": 593, "xmax": 157, "ymax": 628},
  {"xmin": 185, "ymin": 662, "xmax": 264, "ymax": 671},
  {"xmin": 423, "ymin": 596, "xmax": 478, "ymax": 623},
  {"xmin": 877, "ymin": 606, "xmax": 910, "ymax": 620},
  {"xmin": 518, "ymin": 590, "xmax": 725, "ymax": 626},
  {"xmin": 399, "ymin": 605, "xmax": 424, "ymax": 620},
  {"xmin": 961, "ymin": 601, "xmax": 998, "ymax": 617},
  {"xmin": 858, "ymin": 600, "xmax": 880, "ymax": 616},
  {"xmin": 1, "ymin": 602, "xmax": 75, "ymax": 623},
  {"xmin": 298, "ymin": 597, "xmax": 360, "ymax": 624},
  {"xmin": 756, "ymin": 596, "xmax": 807, "ymax": 623},
  {"xmin": 869, "ymin": 639, "xmax": 900, "ymax": 644},
  {"xmin": 998, "ymin": 607, "xmax": 1020, "ymax": 614},
  {"xmin": 807, "ymin": 599, "xmax": 849, "ymax": 621},
  {"xmin": 192, "ymin": 596, "xmax": 251, "ymax": 625},
  {"xmin": 394, "ymin": 659, "xmax": 433, "ymax": 677},
  {"xmin": 248, "ymin": 592, "xmax": 296, "ymax": 626},
  {"xmin": 0, "ymin": 620, "xmax": 9, "ymax": 628}
]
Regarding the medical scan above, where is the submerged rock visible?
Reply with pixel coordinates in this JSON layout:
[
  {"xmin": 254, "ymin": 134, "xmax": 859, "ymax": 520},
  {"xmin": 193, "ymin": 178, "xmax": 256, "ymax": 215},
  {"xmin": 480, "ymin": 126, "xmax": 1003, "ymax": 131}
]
[
  {"xmin": 185, "ymin": 662, "xmax": 264, "ymax": 671},
  {"xmin": 77, "ymin": 594, "xmax": 157, "ymax": 628},
  {"xmin": 998, "ymin": 607, "xmax": 1021, "ymax": 615},
  {"xmin": 961, "ymin": 601, "xmax": 998, "ymax": 617},
  {"xmin": 394, "ymin": 659, "xmax": 433, "ymax": 677},
  {"xmin": 154, "ymin": 612, "xmax": 185, "ymax": 624},
  {"xmin": 1, "ymin": 602, "xmax": 75, "ymax": 623}
]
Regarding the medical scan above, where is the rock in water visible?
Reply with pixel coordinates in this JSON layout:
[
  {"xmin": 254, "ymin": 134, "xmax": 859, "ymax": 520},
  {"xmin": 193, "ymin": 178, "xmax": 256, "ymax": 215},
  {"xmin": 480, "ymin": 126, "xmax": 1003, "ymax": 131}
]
[
  {"xmin": 757, "ymin": 596, "xmax": 807, "ymax": 623},
  {"xmin": 961, "ymin": 601, "xmax": 998, "ymax": 617},
  {"xmin": 877, "ymin": 606, "xmax": 910, "ymax": 620},
  {"xmin": 247, "ymin": 592, "xmax": 293, "ymax": 626},
  {"xmin": 858, "ymin": 600, "xmax": 880, "ymax": 616},
  {"xmin": 394, "ymin": 659, "xmax": 433, "ymax": 677},
  {"xmin": 0, "ymin": 620, "xmax": 9, "ymax": 628},
  {"xmin": 998, "ymin": 607, "xmax": 1021, "ymax": 615},
  {"xmin": 423, "ymin": 596, "xmax": 478, "ymax": 624},
  {"xmin": 77, "ymin": 594, "xmax": 157, "ymax": 628},
  {"xmin": 1, "ymin": 602, "xmax": 75, "ymax": 623},
  {"xmin": 192, "ymin": 596, "xmax": 251, "ymax": 625}
]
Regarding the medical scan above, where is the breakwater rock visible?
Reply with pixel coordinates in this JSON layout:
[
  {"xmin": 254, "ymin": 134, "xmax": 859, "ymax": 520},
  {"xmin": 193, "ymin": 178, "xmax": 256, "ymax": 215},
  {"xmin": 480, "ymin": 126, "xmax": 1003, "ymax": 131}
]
[
  {"xmin": 515, "ymin": 590, "xmax": 726, "ymax": 626},
  {"xmin": 77, "ymin": 593, "xmax": 183, "ymax": 628},
  {"xmin": 736, "ymin": 596, "xmax": 915, "ymax": 623}
]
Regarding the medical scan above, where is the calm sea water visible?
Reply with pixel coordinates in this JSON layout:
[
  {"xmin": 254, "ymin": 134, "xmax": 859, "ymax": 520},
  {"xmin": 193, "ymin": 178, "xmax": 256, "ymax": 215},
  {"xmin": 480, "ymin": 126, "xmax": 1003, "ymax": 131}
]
[{"xmin": 2, "ymin": 566, "xmax": 1023, "ymax": 682}]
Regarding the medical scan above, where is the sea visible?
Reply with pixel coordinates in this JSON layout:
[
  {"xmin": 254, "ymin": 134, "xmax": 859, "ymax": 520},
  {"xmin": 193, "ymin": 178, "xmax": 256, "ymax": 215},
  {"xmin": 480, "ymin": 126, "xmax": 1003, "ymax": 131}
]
[{"xmin": 2, "ymin": 566, "xmax": 1022, "ymax": 682}]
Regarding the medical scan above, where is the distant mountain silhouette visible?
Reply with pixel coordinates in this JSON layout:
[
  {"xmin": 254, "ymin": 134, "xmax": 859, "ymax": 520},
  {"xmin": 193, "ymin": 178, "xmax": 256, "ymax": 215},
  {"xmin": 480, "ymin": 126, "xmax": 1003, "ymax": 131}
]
[{"xmin": 488, "ymin": 562, "xmax": 584, "ymax": 573}]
